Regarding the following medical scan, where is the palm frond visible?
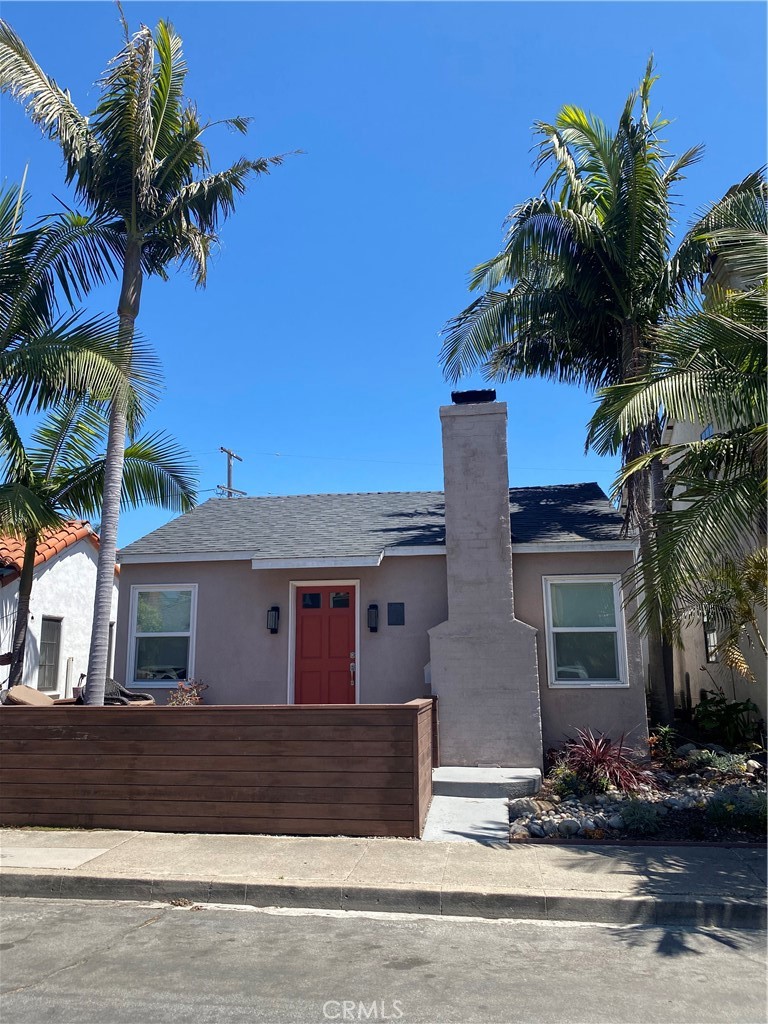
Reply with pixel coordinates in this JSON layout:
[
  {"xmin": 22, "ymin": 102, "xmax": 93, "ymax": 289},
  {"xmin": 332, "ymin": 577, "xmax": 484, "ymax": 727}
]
[{"xmin": 0, "ymin": 19, "xmax": 94, "ymax": 164}]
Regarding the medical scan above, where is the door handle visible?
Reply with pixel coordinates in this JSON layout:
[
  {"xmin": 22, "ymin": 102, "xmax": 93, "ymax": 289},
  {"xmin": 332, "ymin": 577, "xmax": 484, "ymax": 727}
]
[{"xmin": 349, "ymin": 661, "xmax": 356, "ymax": 686}]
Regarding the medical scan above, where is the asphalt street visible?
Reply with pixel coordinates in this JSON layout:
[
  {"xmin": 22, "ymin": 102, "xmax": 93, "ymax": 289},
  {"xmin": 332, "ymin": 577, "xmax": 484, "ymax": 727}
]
[{"xmin": 0, "ymin": 897, "xmax": 765, "ymax": 1024}]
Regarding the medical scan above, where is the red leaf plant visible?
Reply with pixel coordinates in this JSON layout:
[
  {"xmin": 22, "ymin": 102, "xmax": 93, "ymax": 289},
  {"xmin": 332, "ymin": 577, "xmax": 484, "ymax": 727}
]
[{"xmin": 559, "ymin": 728, "xmax": 652, "ymax": 793}]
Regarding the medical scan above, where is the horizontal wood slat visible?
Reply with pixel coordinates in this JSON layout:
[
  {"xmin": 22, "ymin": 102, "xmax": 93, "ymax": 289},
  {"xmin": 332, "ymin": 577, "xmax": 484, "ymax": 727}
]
[
  {"xmin": 3, "ymin": 769, "xmax": 414, "ymax": 790},
  {"xmin": 0, "ymin": 701, "xmax": 434, "ymax": 838},
  {"xmin": 0, "ymin": 813, "xmax": 415, "ymax": 838},
  {"xmin": 0, "ymin": 739, "xmax": 413, "ymax": 757},
  {"xmin": 0, "ymin": 753, "xmax": 414, "ymax": 773}
]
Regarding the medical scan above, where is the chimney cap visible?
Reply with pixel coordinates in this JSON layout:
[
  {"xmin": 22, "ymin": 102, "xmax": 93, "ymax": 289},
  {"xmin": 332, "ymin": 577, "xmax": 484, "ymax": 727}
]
[{"xmin": 450, "ymin": 389, "xmax": 497, "ymax": 405}]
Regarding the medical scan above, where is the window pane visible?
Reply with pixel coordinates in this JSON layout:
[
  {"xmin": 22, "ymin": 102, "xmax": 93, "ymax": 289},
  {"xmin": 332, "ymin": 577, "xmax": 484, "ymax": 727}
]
[
  {"xmin": 137, "ymin": 590, "xmax": 191, "ymax": 633},
  {"xmin": 38, "ymin": 618, "xmax": 61, "ymax": 691},
  {"xmin": 554, "ymin": 632, "xmax": 619, "ymax": 681},
  {"xmin": 302, "ymin": 593, "xmax": 321, "ymax": 609},
  {"xmin": 330, "ymin": 592, "xmax": 350, "ymax": 609},
  {"xmin": 134, "ymin": 636, "xmax": 190, "ymax": 681},
  {"xmin": 551, "ymin": 582, "xmax": 616, "ymax": 628}
]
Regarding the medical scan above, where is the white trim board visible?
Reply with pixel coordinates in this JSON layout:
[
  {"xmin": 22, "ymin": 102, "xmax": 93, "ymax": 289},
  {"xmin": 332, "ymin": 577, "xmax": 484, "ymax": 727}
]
[
  {"xmin": 512, "ymin": 540, "xmax": 637, "ymax": 554},
  {"xmin": 252, "ymin": 555, "xmax": 382, "ymax": 570},
  {"xmin": 119, "ymin": 550, "xmax": 255, "ymax": 564},
  {"xmin": 120, "ymin": 540, "xmax": 635, "ymax": 566}
]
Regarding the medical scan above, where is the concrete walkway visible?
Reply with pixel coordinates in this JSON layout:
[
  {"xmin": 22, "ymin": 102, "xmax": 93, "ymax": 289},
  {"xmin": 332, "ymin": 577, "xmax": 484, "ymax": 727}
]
[
  {"xmin": 1, "ymin": 828, "xmax": 764, "ymax": 928},
  {"xmin": 422, "ymin": 766, "xmax": 540, "ymax": 844}
]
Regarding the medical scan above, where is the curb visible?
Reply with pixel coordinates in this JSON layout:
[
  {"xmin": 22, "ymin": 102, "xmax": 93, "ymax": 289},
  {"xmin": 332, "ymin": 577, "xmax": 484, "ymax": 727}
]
[{"xmin": 2, "ymin": 870, "xmax": 765, "ymax": 930}]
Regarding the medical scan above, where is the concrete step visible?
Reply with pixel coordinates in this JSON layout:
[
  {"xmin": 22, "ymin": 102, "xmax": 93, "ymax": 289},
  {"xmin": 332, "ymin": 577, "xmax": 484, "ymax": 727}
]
[{"xmin": 432, "ymin": 766, "xmax": 541, "ymax": 799}]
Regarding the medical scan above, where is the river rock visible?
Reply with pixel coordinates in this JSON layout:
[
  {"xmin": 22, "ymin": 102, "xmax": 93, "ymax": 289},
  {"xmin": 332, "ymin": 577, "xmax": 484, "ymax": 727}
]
[
  {"xmin": 677, "ymin": 743, "xmax": 697, "ymax": 755},
  {"xmin": 542, "ymin": 819, "xmax": 559, "ymax": 836},
  {"xmin": 558, "ymin": 818, "xmax": 581, "ymax": 837},
  {"xmin": 508, "ymin": 797, "xmax": 539, "ymax": 818},
  {"xmin": 607, "ymin": 814, "xmax": 625, "ymax": 830},
  {"xmin": 528, "ymin": 823, "xmax": 545, "ymax": 838}
]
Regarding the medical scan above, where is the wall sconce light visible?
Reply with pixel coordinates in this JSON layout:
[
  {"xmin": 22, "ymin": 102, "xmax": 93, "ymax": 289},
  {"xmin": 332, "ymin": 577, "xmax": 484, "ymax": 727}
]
[
  {"xmin": 367, "ymin": 604, "xmax": 379, "ymax": 632},
  {"xmin": 267, "ymin": 606, "xmax": 280, "ymax": 634}
]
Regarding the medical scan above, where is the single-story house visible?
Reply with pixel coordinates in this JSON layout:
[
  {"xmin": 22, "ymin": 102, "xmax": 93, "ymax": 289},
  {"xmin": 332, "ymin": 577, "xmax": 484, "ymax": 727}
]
[
  {"xmin": 115, "ymin": 394, "xmax": 649, "ymax": 768},
  {"xmin": 0, "ymin": 522, "xmax": 119, "ymax": 698}
]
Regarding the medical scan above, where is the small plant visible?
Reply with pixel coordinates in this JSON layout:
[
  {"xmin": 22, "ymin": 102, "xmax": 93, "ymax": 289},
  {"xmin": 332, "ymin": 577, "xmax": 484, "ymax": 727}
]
[
  {"xmin": 550, "ymin": 764, "xmax": 602, "ymax": 798},
  {"xmin": 687, "ymin": 749, "xmax": 749, "ymax": 773},
  {"xmin": 692, "ymin": 688, "xmax": 760, "ymax": 749},
  {"xmin": 166, "ymin": 679, "xmax": 208, "ymax": 706},
  {"xmin": 621, "ymin": 800, "xmax": 660, "ymax": 835},
  {"xmin": 706, "ymin": 786, "xmax": 767, "ymax": 833},
  {"xmin": 649, "ymin": 724, "xmax": 679, "ymax": 766},
  {"xmin": 556, "ymin": 728, "xmax": 653, "ymax": 794}
]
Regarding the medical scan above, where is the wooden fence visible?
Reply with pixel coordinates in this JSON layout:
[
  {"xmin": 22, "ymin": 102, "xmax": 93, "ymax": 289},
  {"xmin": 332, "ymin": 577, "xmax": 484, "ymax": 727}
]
[{"xmin": 0, "ymin": 699, "xmax": 434, "ymax": 838}]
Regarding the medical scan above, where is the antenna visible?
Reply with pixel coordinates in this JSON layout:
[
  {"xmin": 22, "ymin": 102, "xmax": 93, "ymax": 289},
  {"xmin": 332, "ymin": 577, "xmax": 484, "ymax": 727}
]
[{"xmin": 218, "ymin": 447, "xmax": 246, "ymax": 498}]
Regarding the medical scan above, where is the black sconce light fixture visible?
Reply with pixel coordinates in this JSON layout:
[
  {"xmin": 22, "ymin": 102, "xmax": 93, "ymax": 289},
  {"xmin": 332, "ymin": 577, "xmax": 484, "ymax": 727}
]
[
  {"xmin": 367, "ymin": 604, "xmax": 379, "ymax": 632},
  {"xmin": 267, "ymin": 606, "xmax": 280, "ymax": 634}
]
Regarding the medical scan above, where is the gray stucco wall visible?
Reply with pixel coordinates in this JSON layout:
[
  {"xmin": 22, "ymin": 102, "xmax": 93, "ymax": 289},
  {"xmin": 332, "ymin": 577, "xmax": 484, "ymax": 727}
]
[
  {"xmin": 114, "ymin": 555, "xmax": 448, "ymax": 706},
  {"xmin": 512, "ymin": 550, "xmax": 649, "ymax": 752},
  {"xmin": 115, "ymin": 548, "xmax": 650, "ymax": 755}
]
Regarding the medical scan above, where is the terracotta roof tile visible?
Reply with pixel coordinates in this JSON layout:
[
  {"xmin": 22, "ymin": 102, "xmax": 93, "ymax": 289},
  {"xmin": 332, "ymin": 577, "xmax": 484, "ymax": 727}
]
[{"xmin": 0, "ymin": 521, "xmax": 94, "ymax": 586}]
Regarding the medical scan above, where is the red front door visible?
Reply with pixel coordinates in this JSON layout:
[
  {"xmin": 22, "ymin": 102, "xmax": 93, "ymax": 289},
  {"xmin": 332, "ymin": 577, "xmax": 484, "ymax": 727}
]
[{"xmin": 294, "ymin": 586, "xmax": 356, "ymax": 704}]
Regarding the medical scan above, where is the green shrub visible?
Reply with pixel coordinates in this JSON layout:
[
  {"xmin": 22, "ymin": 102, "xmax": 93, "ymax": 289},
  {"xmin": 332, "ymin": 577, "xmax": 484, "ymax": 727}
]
[
  {"xmin": 550, "ymin": 764, "xmax": 607, "ymax": 798},
  {"xmin": 692, "ymin": 690, "xmax": 760, "ymax": 748},
  {"xmin": 687, "ymin": 750, "xmax": 749, "ymax": 772},
  {"xmin": 649, "ymin": 725, "xmax": 679, "ymax": 765},
  {"xmin": 706, "ymin": 786, "xmax": 767, "ymax": 833},
  {"xmin": 621, "ymin": 800, "xmax": 660, "ymax": 835}
]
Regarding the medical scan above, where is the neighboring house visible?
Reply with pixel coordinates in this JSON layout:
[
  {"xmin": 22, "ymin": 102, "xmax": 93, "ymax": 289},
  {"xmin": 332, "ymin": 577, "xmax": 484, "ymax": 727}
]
[
  {"xmin": 0, "ymin": 522, "xmax": 119, "ymax": 698},
  {"xmin": 661, "ymin": 417, "xmax": 767, "ymax": 723},
  {"xmin": 115, "ymin": 394, "xmax": 648, "ymax": 768}
]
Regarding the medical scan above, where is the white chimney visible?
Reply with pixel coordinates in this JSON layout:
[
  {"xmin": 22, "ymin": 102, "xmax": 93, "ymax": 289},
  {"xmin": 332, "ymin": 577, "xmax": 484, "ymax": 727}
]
[{"xmin": 428, "ymin": 394, "xmax": 543, "ymax": 768}]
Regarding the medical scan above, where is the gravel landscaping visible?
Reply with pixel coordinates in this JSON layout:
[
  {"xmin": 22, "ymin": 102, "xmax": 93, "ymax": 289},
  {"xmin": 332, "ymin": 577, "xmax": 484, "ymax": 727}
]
[{"xmin": 509, "ymin": 746, "xmax": 767, "ymax": 844}]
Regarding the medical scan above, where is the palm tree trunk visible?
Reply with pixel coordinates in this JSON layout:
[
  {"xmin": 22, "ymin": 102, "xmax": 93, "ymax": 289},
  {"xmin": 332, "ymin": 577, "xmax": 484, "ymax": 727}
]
[
  {"xmin": 622, "ymin": 321, "xmax": 674, "ymax": 726},
  {"xmin": 83, "ymin": 239, "xmax": 142, "ymax": 705},
  {"xmin": 7, "ymin": 531, "xmax": 39, "ymax": 688}
]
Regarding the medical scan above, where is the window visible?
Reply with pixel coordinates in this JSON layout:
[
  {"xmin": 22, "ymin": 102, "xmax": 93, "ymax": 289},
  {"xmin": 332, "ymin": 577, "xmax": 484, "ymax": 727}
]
[
  {"xmin": 129, "ymin": 585, "xmax": 196, "ymax": 685},
  {"xmin": 37, "ymin": 617, "xmax": 62, "ymax": 691},
  {"xmin": 543, "ymin": 576, "xmax": 627, "ymax": 687},
  {"xmin": 700, "ymin": 423, "xmax": 714, "ymax": 441},
  {"xmin": 703, "ymin": 620, "xmax": 719, "ymax": 663}
]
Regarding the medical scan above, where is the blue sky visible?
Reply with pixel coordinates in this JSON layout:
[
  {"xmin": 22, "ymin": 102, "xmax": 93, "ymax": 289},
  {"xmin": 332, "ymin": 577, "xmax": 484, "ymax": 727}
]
[{"xmin": 2, "ymin": 1, "xmax": 766, "ymax": 546}]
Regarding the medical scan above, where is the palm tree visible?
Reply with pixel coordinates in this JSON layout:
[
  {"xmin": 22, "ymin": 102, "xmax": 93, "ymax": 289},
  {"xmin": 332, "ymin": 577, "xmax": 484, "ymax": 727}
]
[
  {"xmin": 1, "ymin": 399, "xmax": 197, "ymax": 687},
  {"xmin": 439, "ymin": 58, "xmax": 759, "ymax": 722},
  {"xmin": 0, "ymin": 178, "xmax": 156, "ymax": 525},
  {"xmin": 587, "ymin": 179, "xmax": 767, "ymax": 645},
  {"xmin": 0, "ymin": 15, "xmax": 288, "ymax": 703}
]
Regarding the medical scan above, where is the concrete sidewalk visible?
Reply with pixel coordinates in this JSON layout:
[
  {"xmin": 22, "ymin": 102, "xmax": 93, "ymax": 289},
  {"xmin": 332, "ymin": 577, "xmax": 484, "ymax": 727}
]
[{"xmin": 1, "ymin": 828, "xmax": 765, "ymax": 929}]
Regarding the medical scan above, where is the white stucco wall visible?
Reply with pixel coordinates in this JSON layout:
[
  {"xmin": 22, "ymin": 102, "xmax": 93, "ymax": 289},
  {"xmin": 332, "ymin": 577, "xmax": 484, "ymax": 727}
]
[{"xmin": 0, "ymin": 539, "xmax": 119, "ymax": 696}]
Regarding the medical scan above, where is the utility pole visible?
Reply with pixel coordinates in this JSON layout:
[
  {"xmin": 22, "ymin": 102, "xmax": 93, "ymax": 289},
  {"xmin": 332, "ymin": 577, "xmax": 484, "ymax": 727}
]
[{"xmin": 218, "ymin": 447, "xmax": 246, "ymax": 498}]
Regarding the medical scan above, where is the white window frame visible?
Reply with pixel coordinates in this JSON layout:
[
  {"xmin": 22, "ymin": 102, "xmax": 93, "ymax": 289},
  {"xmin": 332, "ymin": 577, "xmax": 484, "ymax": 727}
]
[
  {"xmin": 127, "ymin": 584, "xmax": 198, "ymax": 688},
  {"xmin": 542, "ymin": 574, "xmax": 629, "ymax": 689}
]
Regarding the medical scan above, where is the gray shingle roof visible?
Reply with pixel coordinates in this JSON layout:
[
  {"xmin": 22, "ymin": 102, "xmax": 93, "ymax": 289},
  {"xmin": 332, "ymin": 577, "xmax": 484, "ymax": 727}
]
[{"xmin": 119, "ymin": 482, "xmax": 626, "ymax": 561}]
